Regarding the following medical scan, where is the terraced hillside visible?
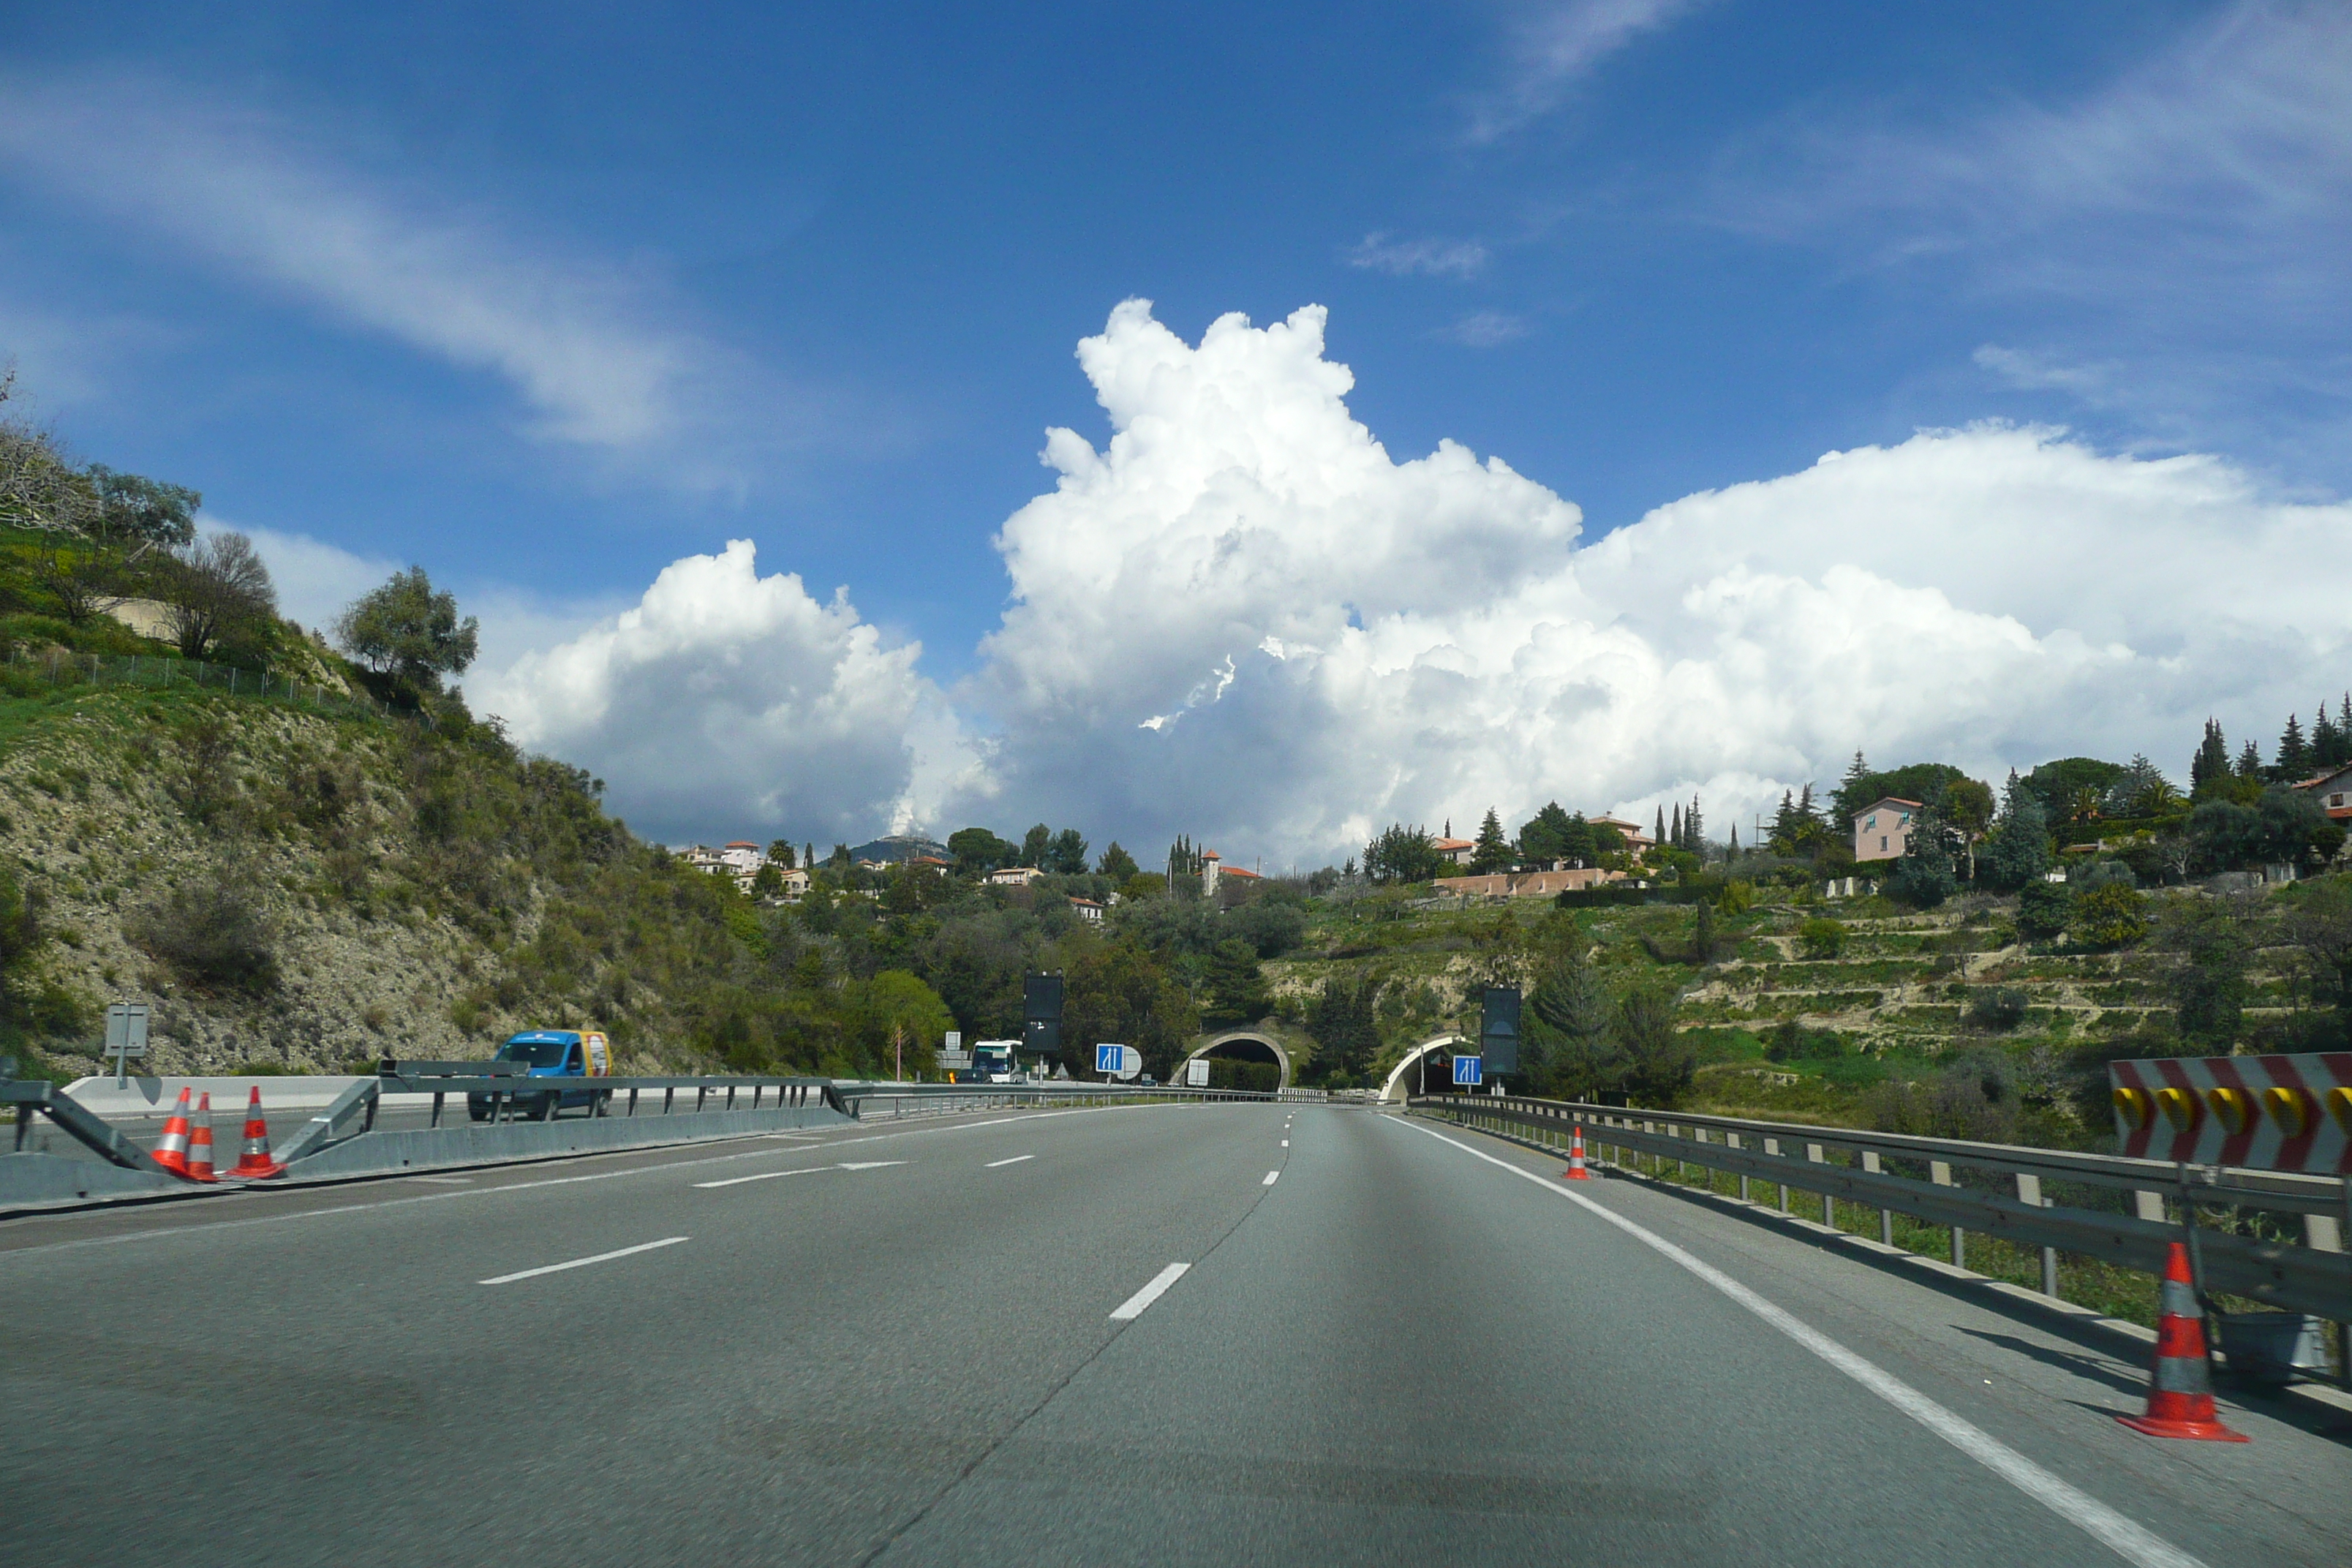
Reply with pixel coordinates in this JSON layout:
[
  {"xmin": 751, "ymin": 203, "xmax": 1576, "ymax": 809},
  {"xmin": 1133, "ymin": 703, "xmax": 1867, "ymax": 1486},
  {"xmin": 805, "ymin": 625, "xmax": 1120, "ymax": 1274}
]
[{"xmin": 1264, "ymin": 879, "xmax": 2330, "ymax": 1145}]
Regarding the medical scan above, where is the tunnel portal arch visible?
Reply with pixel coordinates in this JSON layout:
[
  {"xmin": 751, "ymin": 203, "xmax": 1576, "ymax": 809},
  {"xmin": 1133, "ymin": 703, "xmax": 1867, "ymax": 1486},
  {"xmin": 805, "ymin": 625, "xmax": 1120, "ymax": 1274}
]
[
  {"xmin": 1378, "ymin": 1034, "xmax": 1471, "ymax": 1104},
  {"xmin": 1180, "ymin": 1031, "xmax": 1294, "ymax": 1091}
]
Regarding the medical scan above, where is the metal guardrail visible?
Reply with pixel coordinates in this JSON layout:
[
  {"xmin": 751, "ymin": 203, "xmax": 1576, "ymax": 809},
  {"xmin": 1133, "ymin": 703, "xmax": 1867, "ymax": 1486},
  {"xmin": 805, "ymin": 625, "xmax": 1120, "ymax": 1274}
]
[
  {"xmin": 4, "ymin": 1079, "xmax": 167, "ymax": 1172},
  {"xmin": 3, "ymin": 1065, "xmax": 1284, "ymax": 1191},
  {"xmin": 1412, "ymin": 1093, "xmax": 2352, "ymax": 1327}
]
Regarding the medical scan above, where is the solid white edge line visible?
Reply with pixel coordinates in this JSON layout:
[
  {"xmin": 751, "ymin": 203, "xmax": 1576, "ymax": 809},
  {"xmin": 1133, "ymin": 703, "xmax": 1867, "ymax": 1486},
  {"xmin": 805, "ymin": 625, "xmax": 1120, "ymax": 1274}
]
[
  {"xmin": 480, "ymin": 1235, "xmax": 689, "ymax": 1286},
  {"xmin": 985, "ymin": 1155, "xmax": 1035, "ymax": 1167},
  {"xmin": 1391, "ymin": 1119, "xmax": 2206, "ymax": 1568},
  {"xmin": 695, "ymin": 1167, "xmax": 829, "ymax": 1189},
  {"xmin": 1109, "ymin": 1262, "xmax": 1190, "ymax": 1321},
  {"xmin": 1262, "ymin": 1170, "xmax": 1280, "ymax": 1186}
]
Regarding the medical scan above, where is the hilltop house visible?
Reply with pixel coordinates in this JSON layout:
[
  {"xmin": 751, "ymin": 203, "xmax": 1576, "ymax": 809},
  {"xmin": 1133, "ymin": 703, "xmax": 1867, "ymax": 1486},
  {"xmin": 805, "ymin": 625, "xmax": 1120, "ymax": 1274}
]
[
  {"xmin": 1852, "ymin": 798, "xmax": 1923, "ymax": 862},
  {"xmin": 1589, "ymin": 815, "xmax": 1656, "ymax": 856},
  {"xmin": 2294, "ymin": 766, "xmax": 2352, "ymax": 822},
  {"xmin": 1200, "ymin": 849, "xmax": 1265, "ymax": 897},
  {"xmin": 1433, "ymin": 836, "xmax": 1476, "ymax": 867},
  {"xmin": 987, "ymin": 865, "xmax": 1044, "ymax": 887}
]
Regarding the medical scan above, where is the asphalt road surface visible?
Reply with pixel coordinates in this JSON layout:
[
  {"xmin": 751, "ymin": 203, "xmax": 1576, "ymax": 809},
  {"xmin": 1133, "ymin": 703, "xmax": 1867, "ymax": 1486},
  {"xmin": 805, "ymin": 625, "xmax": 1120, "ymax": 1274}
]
[{"xmin": 1, "ymin": 1104, "xmax": 2343, "ymax": 1566}]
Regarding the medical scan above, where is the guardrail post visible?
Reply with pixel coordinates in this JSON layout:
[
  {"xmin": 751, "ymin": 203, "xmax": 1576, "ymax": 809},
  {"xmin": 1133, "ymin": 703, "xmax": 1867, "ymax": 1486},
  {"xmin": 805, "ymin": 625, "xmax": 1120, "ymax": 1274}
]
[
  {"xmin": 1807, "ymin": 1143, "xmax": 1830, "ymax": 1227},
  {"xmin": 2132, "ymin": 1188, "xmax": 2166, "ymax": 1223},
  {"xmin": 628, "ymin": 1087, "xmax": 640, "ymax": 1117},
  {"xmin": 2014, "ymin": 1173, "xmax": 2058, "ymax": 1297},
  {"xmin": 1727, "ymin": 1131, "xmax": 1748, "ymax": 1201},
  {"xmin": 1862, "ymin": 1152, "xmax": 1893, "ymax": 1244},
  {"xmin": 2304, "ymin": 1204, "xmax": 2346, "ymax": 1389},
  {"xmin": 1932, "ymin": 1160, "xmax": 1962, "ymax": 1267},
  {"xmin": 1763, "ymin": 1138, "xmax": 1788, "ymax": 1211}
]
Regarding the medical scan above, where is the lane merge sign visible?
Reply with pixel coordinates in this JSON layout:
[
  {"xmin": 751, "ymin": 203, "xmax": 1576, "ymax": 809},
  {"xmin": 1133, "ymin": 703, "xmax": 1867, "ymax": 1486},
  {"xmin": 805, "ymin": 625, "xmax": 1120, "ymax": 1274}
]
[
  {"xmin": 1452, "ymin": 1054, "xmax": 1482, "ymax": 1087},
  {"xmin": 1096, "ymin": 1043, "xmax": 1142, "ymax": 1081}
]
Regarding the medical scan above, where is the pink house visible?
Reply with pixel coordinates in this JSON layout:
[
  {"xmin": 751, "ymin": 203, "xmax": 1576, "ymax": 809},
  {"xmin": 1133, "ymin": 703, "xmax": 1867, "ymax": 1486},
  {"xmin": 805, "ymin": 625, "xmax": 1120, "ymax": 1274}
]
[{"xmin": 1852, "ymin": 797, "xmax": 1922, "ymax": 862}]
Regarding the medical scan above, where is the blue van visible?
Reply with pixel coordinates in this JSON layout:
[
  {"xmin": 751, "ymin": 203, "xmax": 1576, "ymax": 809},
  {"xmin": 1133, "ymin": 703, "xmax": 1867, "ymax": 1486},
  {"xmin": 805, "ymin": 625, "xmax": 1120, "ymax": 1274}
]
[{"xmin": 467, "ymin": 1030, "xmax": 613, "ymax": 1121}]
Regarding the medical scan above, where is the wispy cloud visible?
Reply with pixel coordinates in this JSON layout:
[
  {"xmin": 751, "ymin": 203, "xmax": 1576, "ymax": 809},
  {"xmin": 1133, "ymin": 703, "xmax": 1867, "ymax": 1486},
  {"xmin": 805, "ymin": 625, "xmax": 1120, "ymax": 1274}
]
[
  {"xmin": 1346, "ymin": 232, "xmax": 1489, "ymax": 278},
  {"xmin": 1468, "ymin": 0, "xmax": 1715, "ymax": 143},
  {"xmin": 1972, "ymin": 346, "xmax": 2117, "ymax": 402},
  {"xmin": 1714, "ymin": 2, "xmax": 2352, "ymax": 473},
  {"xmin": 0, "ymin": 70, "xmax": 810, "ymax": 489},
  {"xmin": 1433, "ymin": 311, "xmax": 1531, "ymax": 347}
]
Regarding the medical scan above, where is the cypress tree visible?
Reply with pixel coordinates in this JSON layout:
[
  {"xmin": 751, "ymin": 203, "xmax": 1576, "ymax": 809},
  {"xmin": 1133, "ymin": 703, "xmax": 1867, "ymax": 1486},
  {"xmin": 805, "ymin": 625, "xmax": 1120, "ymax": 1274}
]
[
  {"xmin": 1727, "ymin": 823, "xmax": 1740, "ymax": 858},
  {"xmin": 1686, "ymin": 796, "xmax": 1704, "ymax": 850},
  {"xmin": 2236, "ymin": 740, "xmax": 2262, "ymax": 779},
  {"xmin": 1670, "ymin": 802, "xmax": 1682, "ymax": 851},
  {"xmin": 2190, "ymin": 718, "xmax": 2229, "ymax": 791},
  {"xmin": 1655, "ymin": 804, "xmax": 1667, "ymax": 846}
]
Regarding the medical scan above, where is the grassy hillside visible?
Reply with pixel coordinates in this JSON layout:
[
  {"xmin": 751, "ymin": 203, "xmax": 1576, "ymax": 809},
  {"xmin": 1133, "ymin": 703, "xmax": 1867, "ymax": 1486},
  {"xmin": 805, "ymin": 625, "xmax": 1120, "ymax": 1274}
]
[{"xmin": 1266, "ymin": 875, "xmax": 2339, "ymax": 1151}]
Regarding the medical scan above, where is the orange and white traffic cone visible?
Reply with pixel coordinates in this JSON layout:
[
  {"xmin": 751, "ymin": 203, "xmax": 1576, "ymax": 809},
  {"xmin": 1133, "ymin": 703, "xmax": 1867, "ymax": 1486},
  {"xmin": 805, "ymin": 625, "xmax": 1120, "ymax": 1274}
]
[
  {"xmin": 227, "ymin": 1086, "xmax": 285, "ymax": 1180},
  {"xmin": 151, "ymin": 1088, "xmax": 194, "ymax": 1176},
  {"xmin": 2116, "ymin": 1241, "xmax": 2247, "ymax": 1442},
  {"xmin": 1561, "ymin": 1124, "xmax": 1593, "ymax": 1181},
  {"xmin": 183, "ymin": 1093, "xmax": 219, "ymax": 1183}
]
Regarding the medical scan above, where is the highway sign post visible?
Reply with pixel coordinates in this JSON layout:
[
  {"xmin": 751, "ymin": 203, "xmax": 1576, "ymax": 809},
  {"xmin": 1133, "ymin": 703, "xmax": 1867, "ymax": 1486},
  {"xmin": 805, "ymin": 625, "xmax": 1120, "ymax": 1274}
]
[
  {"xmin": 103, "ymin": 1003, "xmax": 149, "ymax": 1088},
  {"xmin": 1452, "ymin": 1054, "xmax": 1482, "ymax": 1088}
]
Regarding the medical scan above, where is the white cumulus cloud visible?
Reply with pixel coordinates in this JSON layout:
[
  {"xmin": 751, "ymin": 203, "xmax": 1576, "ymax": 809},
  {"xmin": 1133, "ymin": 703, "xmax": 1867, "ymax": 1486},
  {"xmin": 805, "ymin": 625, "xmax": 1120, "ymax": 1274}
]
[
  {"xmin": 478, "ymin": 540, "xmax": 959, "ymax": 846},
  {"xmin": 461, "ymin": 300, "xmax": 2352, "ymax": 865},
  {"xmin": 942, "ymin": 300, "xmax": 2352, "ymax": 864}
]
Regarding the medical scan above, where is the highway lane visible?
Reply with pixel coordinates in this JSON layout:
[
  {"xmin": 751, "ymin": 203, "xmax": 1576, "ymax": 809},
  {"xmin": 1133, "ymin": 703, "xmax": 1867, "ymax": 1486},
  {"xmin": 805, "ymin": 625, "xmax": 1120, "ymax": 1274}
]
[{"xmin": 0, "ymin": 1103, "xmax": 2341, "ymax": 1566}]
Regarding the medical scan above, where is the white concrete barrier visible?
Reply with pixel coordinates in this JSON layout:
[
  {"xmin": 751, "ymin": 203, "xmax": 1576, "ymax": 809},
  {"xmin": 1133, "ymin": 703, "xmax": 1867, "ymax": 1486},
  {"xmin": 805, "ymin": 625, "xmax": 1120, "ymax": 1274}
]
[{"xmin": 63, "ymin": 1076, "xmax": 445, "ymax": 1115}]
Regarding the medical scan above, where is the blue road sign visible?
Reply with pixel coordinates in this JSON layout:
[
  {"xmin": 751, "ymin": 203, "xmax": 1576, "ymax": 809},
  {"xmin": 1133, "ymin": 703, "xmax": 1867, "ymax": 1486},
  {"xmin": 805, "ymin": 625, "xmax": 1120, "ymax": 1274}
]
[
  {"xmin": 1452, "ymin": 1054, "xmax": 1482, "ymax": 1087},
  {"xmin": 1096, "ymin": 1043, "xmax": 1120, "ymax": 1074}
]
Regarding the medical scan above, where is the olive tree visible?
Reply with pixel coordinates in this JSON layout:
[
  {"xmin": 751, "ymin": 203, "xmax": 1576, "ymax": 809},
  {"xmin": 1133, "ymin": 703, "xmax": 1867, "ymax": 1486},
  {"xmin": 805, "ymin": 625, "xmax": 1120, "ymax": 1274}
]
[{"xmin": 336, "ymin": 568, "xmax": 479, "ymax": 696}]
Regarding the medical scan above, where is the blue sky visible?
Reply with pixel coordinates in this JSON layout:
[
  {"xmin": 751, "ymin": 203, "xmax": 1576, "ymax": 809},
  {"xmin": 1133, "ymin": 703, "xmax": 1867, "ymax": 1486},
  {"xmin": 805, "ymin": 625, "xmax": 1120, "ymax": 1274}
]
[{"xmin": 5, "ymin": 3, "xmax": 2349, "ymax": 854}]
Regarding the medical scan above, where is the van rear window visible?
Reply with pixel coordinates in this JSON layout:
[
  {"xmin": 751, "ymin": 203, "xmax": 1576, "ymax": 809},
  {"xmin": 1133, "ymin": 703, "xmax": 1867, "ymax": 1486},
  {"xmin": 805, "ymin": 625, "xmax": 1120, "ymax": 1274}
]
[{"xmin": 497, "ymin": 1040, "xmax": 569, "ymax": 1067}]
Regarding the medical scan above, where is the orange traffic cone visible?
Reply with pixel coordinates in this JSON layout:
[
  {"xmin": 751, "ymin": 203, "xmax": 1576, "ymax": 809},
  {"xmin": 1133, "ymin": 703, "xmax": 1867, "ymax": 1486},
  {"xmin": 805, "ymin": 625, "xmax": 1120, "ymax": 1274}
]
[
  {"xmin": 1561, "ymin": 1124, "xmax": 1592, "ymax": 1181},
  {"xmin": 151, "ymin": 1088, "xmax": 194, "ymax": 1176},
  {"xmin": 183, "ymin": 1093, "xmax": 218, "ymax": 1183},
  {"xmin": 2116, "ymin": 1242, "xmax": 2247, "ymax": 1442},
  {"xmin": 227, "ymin": 1086, "xmax": 285, "ymax": 1180}
]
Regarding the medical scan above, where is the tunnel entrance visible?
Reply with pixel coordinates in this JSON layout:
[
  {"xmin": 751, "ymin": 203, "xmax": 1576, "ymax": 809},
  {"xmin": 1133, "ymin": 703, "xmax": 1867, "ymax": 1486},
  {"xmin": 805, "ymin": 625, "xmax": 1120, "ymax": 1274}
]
[{"xmin": 1182, "ymin": 1031, "xmax": 1293, "ymax": 1092}]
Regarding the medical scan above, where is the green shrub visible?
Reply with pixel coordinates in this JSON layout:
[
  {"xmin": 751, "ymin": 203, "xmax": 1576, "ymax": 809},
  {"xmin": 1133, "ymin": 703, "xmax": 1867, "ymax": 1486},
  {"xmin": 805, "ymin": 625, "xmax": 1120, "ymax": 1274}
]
[
  {"xmin": 2073, "ymin": 883, "xmax": 2149, "ymax": 949},
  {"xmin": 1796, "ymin": 916, "xmax": 1847, "ymax": 959},
  {"xmin": 129, "ymin": 883, "xmax": 278, "ymax": 995},
  {"xmin": 1965, "ymin": 985, "xmax": 2029, "ymax": 1031},
  {"xmin": 2016, "ymin": 881, "xmax": 2072, "ymax": 941}
]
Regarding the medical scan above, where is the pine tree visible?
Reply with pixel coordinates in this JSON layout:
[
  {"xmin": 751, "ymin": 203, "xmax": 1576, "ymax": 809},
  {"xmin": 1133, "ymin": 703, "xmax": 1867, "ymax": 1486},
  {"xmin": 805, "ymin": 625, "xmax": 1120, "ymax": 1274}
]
[
  {"xmin": 2312, "ymin": 704, "xmax": 2342, "ymax": 772},
  {"xmin": 2277, "ymin": 714, "xmax": 2313, "ymax": 780},
  {"xmin": 2314, "ymin": 696, "xmax": 2352, "ymax": 770},
  {"xmin": 1833, "ymin": 749, "xmax": 1874, "ymax": 822},
  {"xmin": 1686, "ymin": 796, "xmax": 1704, "ymax": 850},
  {"xmin": 2190, "ymin": 718, "xmax": 2229, "ymax": 791},
  {"xmin": 1470, "ymin": 807, "xmax": 1512, "ymax": 874},
  {"xmin": 2236, "ymin": 740, "xmax": 2262, "ymax": 779}
]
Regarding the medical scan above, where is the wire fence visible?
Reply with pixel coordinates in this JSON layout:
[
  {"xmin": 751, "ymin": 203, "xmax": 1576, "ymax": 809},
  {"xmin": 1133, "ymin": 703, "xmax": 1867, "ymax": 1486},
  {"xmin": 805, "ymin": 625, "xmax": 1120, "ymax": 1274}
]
[{"xmin": 5, "ymin": 643, "xmax": 412, "ymax": 727}]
